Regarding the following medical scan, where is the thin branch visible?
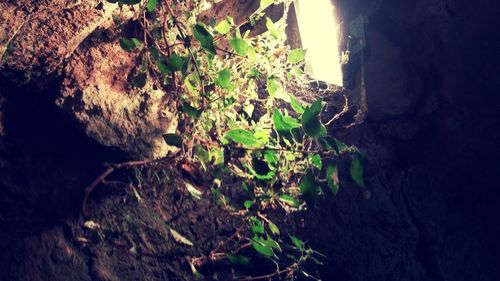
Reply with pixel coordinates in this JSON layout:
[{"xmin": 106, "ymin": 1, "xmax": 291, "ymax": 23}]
[
  {"xmin": 82, "ymin": 152, "xmax": 179, "ymax": 217},
  {"xmin": 239, "ymin": 267, "xmax": 291, "ymax": 281}
]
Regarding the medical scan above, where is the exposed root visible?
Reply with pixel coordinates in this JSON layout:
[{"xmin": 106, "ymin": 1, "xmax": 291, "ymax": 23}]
[{"xmin": 82, "ymin": 150, "xmax": 179, "ymax": 217}]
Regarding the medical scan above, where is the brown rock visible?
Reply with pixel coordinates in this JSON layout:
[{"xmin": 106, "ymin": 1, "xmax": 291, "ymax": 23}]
[
  {"xmin": 58, "ymin": 37, "xmax": 177, "ymax": 159},
  {"xmin": 0, "ymin": 0, "xmax": 117, "ymax": 80}
]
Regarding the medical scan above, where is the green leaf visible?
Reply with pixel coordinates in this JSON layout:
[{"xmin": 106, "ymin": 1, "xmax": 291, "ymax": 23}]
[
  {"xmin": 290, "ymin": 95, "xmax": 305, "ymax": 114},
  {"xmin": 244, "ymin": 200, "xmax": 253, "ymax": 209},
  {"xmin": 291, "ymin": 67, "xmax": 304, "ymax": 77},
  {"xmin": 250, "ymin": 217, "xmax": 265, "ymax": 234},
  {"xmin": 273, "ymin": 109, "xmax": 291, "ymax": 138},
  {"xmin": 150, "ymin": 47, "xmax": 160, "ymax": 60},
  {"xmin": 163, "ymin": 134, "xmax": 183, "ymax": 148},
  {"xmin": 146, "ymin": 0, "xmax": 157, "ymax": 12},
  {"xmin": 214, "ymin": 20, "xmax": 231, "ymax": 35},
  {"xmin": 308, "ymin": 154, "xmax": 322, "ymax": 170},
  {"xmin": 289, "ymin": 235, "xmax": 305, "ymax": 252},
  {"xmin": 268, "ymin": 221, "xmax": 280, "ymax": 236},
  {"xmin": 192, "ymin": 24, "xmax": 216, "ymax": 55},
  {"xmin": 167, "ymin": 53, "xmax": 185, "ymax": 71},
  {"xmin": 260, "ymin": 234, "xmax": 281, "ymax": 250},
  {"xmin": 301, "ymin": 99, "xmax": 327, "ymax": 138},
  {"xmin": 119, "ymin": 37, "xmax": 141, "ymax": 52},
  {"xmin": 350, "ymin": 157, "xmax": 365, "ymax": 187},
  {"xmin": 251, "ymin": 240, "xmax": 274, "ymax": 257},
  {"xmin": 132, "ymin": 73, "xmax": 147, "ymax": 88},
  {"xmin": 278, "ymin": 194, "xmax": 300, "ymax": 207},
  {"xmin": 229, "ymin": 38, "xmax": 249, "ymax": 56},
  {"xmin": 264, "ymin": 150, "xmax": 278, "ymax": 166},
  {"xmin": 181, "ymin": 102, "xmax": 203, "ymax": 118},
  {"xmin": 288, "ymin": 48, "xmax": 306, "ymax": 63},
  {"xmin": 224, "ymin": 129, "xmax": 262, "ymax": 148},
  {"xmin": 326, "ymin": 164, "xmax": 340, "ymax": 194},
  {"xmin": 156, "ymin": 60, "xmax": 170, "ymax": 74},
  {"xmin": 319, "ymin": 136, "xmax": 348, "ymax": 154},
  {"xmin": 216, "ymin": 68, "xmax": 231, "ymax": 89},
  {"xmin": 226, "ymin": 253, "xmax": 250, "ymax": 266},
  {"xmin": 299, "ymin": 170, "xmax": 318, "ymax": 206},
  {"xmin": 194, "ymin": 145, "xmax": 210, "ymax": 164},
  {"xmin": 260, "ymin": 0, "xmax": 274, "ymax": 10},
  {"xmin": 265, "ymin": 17, "xmax": 282, "ymax": 39},
  {"xmin": 266, "ymin": 76, "xmax": 279, "ymax": 96}
]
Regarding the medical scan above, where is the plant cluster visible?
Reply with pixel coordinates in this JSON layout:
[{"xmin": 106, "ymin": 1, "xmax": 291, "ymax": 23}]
[{"xmin": 106, "ymin": 0, "xmax": 365, "ymax": 279}]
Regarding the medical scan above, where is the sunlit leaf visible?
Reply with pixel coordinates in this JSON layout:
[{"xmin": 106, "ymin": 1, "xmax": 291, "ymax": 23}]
[
  {"xmin": 299, "ymin": 169, "xmax": 318, "ymax": 206},
  {"xmin": 260, "ymin": 0, "xmax": 274, "ymax": 10},
  {"xmin": 265, "ymin": 17, "xmax": 282, "ymax": 39},
  {"xmin": 214, "ymin": 20, "xmax": 231, "ymax": 35},
  {"xmin": 268, "ymin": 221, "xmax": 280, "ymax": 236},
  {"xmin": 216, "ymin": 68, "xmax": 231, "ymax": 89},
  {"xmin": 251, "ymin": 240, "xmax": 274, "ymax": 257},
  {"xmin": 350, "ymin": 156, "xmax": 365, "ymax": 187},
  {"xmin": 229, "ymin": 38, "xmax": 249, "ymax": 56},
  {"xmin": 290, "ymin": 95, "xmax": 305, "ymax": 114},
  {"xmin": 250, "ymin": 217, "xmax": 265, "ymax": 234},
  {"xmin": 224, "ymin": 129, "xmax": 262, "ymax": 148},
  {"xmin": 267, "ymin": 76, "xmax": 279, "ymax": 96},
  {"xmin": 163, "ymin": 134, "xmax": 183, "ymax": 148},
  {"xmin": 301, "ymin": 99, "xmax": 327, "ymax": 138},
  {"xmin": 264, "ymin": 150, "xmax": 278, "ymax": 166},
  {"xmin": 308, "ymin": 154, "xmax": 322, "ymax": 170},
  {"xmin": 288, "ymin": 48, "xmax": 306, "ymax": 63},
  {"xmin": 278, "ymin": 194, "xmax": 300, "ymax": 207}
]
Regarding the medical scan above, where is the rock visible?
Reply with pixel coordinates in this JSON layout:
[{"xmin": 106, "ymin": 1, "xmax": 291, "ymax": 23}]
[
  {"xmin": 363, "ymin": 30, "xmax": 417, "ymax": 120},
  {"xmin": 57, "ymin": 37, "xmax": 177, "ymax": 159},
  {"xmin": 0, "ymin": 0, "xmax": 118, "ymax": 81},
  {"xmin": 1, "ymin": 227, "xmax": 91, "ymax": 281}
]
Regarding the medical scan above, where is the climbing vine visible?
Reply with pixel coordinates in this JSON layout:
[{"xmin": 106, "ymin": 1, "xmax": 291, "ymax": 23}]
[{"xmin": 98, "ymin": 0, "xmax": 366, "ymax": 279}]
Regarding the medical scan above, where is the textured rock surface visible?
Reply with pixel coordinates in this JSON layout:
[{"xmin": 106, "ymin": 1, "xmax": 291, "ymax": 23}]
[
  {"xmin": 58, "ymin": 38, "xmax": 177, "ymax": 159},
  {"xmin": 0, "ymin": 0, "xmax": 117, "ymax": 80}
]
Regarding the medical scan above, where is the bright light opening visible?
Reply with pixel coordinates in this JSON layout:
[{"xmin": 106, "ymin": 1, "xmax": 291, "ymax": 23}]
[{"xmin": 294, "ymin": 0, "xmax": 343, "ymax": 86}]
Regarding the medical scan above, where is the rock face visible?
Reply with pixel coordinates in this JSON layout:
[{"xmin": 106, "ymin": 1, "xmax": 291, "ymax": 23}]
[
  {"xmin": 58, "ymin": 38, "xmax": 177, "ymax": 159},
  {"xmin": 0, "ymin": 0, "xmax": 117, "ymax": 81},
  {"xmin": 0, "ymin": 0, "xmax": 176, "ymax": 158}
]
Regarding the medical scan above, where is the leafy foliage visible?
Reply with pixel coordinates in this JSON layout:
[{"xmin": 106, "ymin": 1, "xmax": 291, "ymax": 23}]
[{"xmin": 109, "ymin": 0, "xmax": 365, "ymax": 278}]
